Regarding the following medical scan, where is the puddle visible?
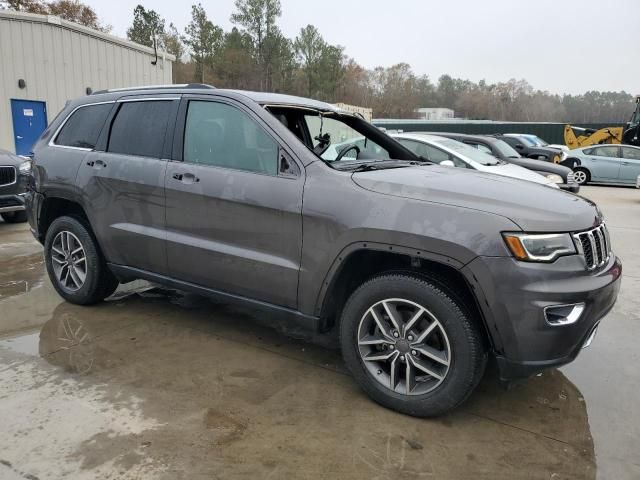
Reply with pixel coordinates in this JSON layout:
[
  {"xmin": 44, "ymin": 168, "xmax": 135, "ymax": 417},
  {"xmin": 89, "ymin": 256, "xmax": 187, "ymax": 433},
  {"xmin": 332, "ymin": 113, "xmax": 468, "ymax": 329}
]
[
  {"xmin": 0, "ymin": 332, "xmax": 40, "ymax": 356},
  {"xmin": 0, "ymin": 253, "xmax": 45, "ymax": 300}
]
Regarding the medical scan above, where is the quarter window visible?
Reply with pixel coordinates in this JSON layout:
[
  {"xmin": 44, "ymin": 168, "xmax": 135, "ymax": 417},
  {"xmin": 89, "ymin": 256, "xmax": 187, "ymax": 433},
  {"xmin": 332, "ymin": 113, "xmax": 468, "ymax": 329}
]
[
  {"xmin": 107, "ymin": 101, "xmax": 173, "ymax": 158},
  {"xmin": 184, "ymin": 101, "xmax": 278, "ymax": 175},
  {"xmin": 55, "ymin": 103, "xmax": 112, "ymax": 149}
]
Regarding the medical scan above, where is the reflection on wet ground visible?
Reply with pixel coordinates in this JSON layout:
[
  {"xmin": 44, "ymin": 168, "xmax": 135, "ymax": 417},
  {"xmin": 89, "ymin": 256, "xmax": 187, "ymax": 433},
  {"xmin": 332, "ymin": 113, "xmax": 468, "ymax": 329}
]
[
  {"xmin": 0, "ymin": 252, "xmax": 44, "ymax": 300},
  {"xmin": 0, "ymin": 287, "xmax": 596, "ymax": 480},
  {"xmin": 0, "ymin": 186, "xmax": 638, "ymax": 479}
]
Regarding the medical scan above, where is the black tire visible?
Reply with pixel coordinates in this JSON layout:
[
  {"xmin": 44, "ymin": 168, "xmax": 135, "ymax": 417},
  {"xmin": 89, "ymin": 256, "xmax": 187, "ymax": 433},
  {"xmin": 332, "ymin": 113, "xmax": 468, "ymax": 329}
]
[
  {"xmin": 340, "ymin": 273, "xmax": 487, "ymax": 417},
  {"xmin": 1, "ymin": 210, "xmax": 28, "ymax": 223},
  {"xmin": 573, "ymin": 167, "xmax": 590, "ymax": 185},
  {"xmin": 44, "ymin": 216, "xmax": 118, "ymax": 305}
]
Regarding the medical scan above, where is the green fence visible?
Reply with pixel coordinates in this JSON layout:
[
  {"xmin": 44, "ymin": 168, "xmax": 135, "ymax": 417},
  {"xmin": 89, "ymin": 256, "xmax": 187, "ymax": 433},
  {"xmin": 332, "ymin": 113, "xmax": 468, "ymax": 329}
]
[{"xmin": 372, "ymin": 120, "xmax": 625, "ymax": 145}]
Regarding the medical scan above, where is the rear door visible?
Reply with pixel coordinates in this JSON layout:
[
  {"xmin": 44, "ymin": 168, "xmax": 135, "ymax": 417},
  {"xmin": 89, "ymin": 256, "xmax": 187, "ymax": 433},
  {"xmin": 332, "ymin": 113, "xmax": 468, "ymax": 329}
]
[
  {"xmin": 76, "ymin": 96, "xmax": 179, "ymax": 275},
  {"xmin": 164, "ymin": 96, "xmax": 304, "ymax": 308},
  {"xmin": 586, "ymin": 146, "xmax": 621, "ymax": 181},
  {"xmin": 619, "ymin": 146, "xmax": 640, "ymax": 184}
]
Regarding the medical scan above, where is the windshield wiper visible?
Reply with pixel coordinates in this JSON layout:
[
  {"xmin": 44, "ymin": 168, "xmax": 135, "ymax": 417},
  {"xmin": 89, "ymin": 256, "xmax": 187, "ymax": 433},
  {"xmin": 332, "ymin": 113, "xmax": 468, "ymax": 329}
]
[{"xmin": 342, "ymin": 160, "xmax": 430, "ymax": 172}]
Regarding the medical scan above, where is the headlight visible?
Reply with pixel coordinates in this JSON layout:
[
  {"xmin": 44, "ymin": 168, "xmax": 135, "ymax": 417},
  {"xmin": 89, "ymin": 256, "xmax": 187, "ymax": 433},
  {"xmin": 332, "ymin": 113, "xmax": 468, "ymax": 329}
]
[
  {"xmin": 18, "ymin": 160, "xmax": 32, "ymax": 174},
  {"xmin": 503, "ymin": 232, "xmax": 576, "ymax": 262},
  {"xmin": 545, "ymin": 173, "xmax": 563, "ymax": 184}
]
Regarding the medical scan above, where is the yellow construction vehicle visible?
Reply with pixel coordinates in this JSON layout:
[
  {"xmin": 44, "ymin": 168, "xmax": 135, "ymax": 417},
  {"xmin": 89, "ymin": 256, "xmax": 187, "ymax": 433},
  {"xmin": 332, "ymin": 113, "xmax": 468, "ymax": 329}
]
[{"xmin": 563, "ymin": 95, "xmax": 640, "ymax": 149}]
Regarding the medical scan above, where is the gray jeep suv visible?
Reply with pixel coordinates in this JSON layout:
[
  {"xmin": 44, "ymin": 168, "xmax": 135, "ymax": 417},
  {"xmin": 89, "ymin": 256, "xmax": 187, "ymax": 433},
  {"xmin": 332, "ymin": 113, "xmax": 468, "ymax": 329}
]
[{"xmin": 25, "ymin": 85, "xmax": 622, "ymax": 417}]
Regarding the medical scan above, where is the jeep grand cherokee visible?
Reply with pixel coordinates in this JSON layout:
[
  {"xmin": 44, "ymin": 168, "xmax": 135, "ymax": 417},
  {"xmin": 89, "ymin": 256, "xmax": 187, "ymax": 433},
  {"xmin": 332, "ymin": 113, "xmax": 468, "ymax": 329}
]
[{"xmin": 25, "ymin": 85, "xmax": 621, "ymax": 416}]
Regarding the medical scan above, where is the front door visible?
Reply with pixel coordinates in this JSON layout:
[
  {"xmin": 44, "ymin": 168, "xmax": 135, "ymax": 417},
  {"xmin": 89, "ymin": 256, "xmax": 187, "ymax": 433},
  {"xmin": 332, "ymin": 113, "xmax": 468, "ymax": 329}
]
[
  {"xmin": 165, "ymin": 98, "xmax": 304, "ymax": 309},
  {"xmin": 11, "ymin": 99, "xmax": 47, "ymax": 156},
  {"xmin": 619, "ymin": 146, "xmax": 640, "ymax": 184},
  {"xmin": 75, "ymin": 98, "xmax": 179, "ymax": 275}
]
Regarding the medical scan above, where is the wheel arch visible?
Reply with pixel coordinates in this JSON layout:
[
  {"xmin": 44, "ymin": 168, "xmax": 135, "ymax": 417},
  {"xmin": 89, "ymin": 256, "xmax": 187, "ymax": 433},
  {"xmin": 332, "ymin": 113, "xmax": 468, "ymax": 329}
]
[
  {"xmin": 315, "ymin": 245, "xmax": 493, "ymax": 351},
  {"xmin": 38, "ymin": 196, "xmax": 91, "ymax": 240}
]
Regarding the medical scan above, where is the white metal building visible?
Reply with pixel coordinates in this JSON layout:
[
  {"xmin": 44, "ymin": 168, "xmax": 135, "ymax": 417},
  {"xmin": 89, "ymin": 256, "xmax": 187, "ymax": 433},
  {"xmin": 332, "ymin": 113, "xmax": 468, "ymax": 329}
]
[
  {"xmin": 415, "ymin": 107, "xmax": 455, "ymax": 121},
  {"xmin": 0, "ymin": 10, "xmax": 175, "ymax": 155}
]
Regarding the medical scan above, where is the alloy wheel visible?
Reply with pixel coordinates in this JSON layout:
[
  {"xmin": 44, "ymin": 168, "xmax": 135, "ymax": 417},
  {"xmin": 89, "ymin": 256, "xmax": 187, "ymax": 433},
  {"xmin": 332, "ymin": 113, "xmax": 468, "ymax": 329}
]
[
  {"xmin": 357, "ymin": 298, "xmax": 452, "ymax": 396},
  {"xmin": 51, "ymin": 231, "xmax": 87, "ymax": 292},
  {"xmin": 573, "ymin": 170, "xmax": 587, "ymax": 184}
]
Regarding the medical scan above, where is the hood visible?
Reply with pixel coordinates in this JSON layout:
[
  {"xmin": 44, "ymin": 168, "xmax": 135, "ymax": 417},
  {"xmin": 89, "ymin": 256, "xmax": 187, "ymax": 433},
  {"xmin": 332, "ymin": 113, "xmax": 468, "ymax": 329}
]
[
  {"xmin": 479, "ymin": 163, "xmax": 557, "ymax": 187},
  {"xmin": 0, "ymin": 149, "xmax": 26, "ymax": 167},
  {"xmin": 352, "ymin": 165, "xmax": 601, "ymax": 232}
]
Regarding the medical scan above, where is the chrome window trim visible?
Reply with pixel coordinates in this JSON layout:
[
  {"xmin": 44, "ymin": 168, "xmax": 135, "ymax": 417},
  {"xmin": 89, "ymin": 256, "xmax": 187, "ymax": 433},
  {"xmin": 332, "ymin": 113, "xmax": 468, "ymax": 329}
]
[
  {"xmin": 0, "ymin": 166, "xmax": 17, "ymax": 187},
  {"xmin": 48, "ymin": 100, "xmax": 116, "ymax": 151}
]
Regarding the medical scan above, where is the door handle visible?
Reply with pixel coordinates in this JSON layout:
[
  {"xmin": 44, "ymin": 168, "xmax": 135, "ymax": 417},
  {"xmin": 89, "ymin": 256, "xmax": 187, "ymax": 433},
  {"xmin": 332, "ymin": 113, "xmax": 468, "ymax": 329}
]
[
  {"xmin": 621, "ymin": 162, "xmax": 629, "ymax": 166},
  {"xmin": 87, "ymin": 160, "xmax": 107, "ymax": 168},
  {"xmin": 172, "ymin": 173, "xmax": 200, "ymax": 184},
  {"xmin": 16, "ymin": 135, "xmax": 23, "ymax": 140}
]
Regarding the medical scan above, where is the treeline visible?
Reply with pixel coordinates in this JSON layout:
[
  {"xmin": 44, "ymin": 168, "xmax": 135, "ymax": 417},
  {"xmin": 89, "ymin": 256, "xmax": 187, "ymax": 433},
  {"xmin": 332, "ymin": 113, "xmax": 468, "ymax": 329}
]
[{"xmin": 6, "ymin": 0, "xmax": 636, "ymax": 123}]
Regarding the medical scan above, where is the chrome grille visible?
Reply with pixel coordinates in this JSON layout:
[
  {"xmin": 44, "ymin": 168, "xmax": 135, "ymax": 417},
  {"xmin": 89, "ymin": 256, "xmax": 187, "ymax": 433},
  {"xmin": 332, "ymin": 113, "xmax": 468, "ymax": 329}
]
[
  {"xmin": 0, "ymin": 166, "xmax": 16, "ymax": 186},
  {"xmin": 573, "ymin": 224, "xmax": 611, "ymax": 270},
  {"xmin": 566, "ymin": 172, "xmax": 575, "ymax": 184}
]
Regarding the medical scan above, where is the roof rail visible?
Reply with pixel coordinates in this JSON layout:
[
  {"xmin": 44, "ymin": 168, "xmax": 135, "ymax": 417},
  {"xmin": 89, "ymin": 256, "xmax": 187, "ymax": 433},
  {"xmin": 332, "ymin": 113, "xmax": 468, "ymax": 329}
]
[{"xmin": 92, "ymin": 83, "xmax": 215, "ymax": 95}]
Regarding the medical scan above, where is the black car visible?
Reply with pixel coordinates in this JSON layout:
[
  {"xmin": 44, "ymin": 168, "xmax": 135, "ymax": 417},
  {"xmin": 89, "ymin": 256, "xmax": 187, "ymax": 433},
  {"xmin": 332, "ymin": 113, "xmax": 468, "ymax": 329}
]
[
  {"xmin": 493, "ymin": 134, "xmax": 568, "ymax": 165},
  {"xmin": 430, "ymin": 133, "xmax": 579, "ymax": 193},
  {"xmin": 0, "ymin": 149, "xmax": 31, "ymax": 223}
]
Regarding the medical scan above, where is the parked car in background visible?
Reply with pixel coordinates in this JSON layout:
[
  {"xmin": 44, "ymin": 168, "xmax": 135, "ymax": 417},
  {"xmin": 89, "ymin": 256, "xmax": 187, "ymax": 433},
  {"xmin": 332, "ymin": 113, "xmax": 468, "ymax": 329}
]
[
  {"xmin": 426, "ymin": 132, "xmax": 579, "ymax": 192},
  {"xmin": 0, "ymin": 149, "xmax": 31, "ymax": 223},
  {"xmin": 494, "ymin": 134, "xmax": 566, "ymax": 165},
  {"xmin": 391, "ymin": 133, "xmax": 560, "ymax": 189},
  {"xmin": 563, "ymin": 144, "xmax": 640, "ymax": 186},
  {"xmin": 504, "ymin": 133, "xmax": 569, "ymax": 152}
]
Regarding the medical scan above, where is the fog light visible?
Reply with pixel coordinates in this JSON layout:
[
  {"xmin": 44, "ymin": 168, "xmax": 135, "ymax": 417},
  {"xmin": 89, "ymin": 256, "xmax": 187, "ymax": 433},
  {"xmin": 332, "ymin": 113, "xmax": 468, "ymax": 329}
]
[{"xmin": 544, "ymin": 303, "xmax": 585, "ymax": 326}]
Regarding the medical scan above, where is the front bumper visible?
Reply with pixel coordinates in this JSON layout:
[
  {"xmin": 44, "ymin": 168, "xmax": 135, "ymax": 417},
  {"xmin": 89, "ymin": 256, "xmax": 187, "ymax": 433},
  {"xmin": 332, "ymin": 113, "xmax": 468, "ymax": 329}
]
[
  {"xmin": 463, "ymin": 254, "xmax": 622, "ymax": 380},
  {"xmin": 0, "ymin": 171, "xmax": 29, "ymax": 213},
  {"xmin": 0, "ymin": 193, "xmax": 26, "ymax": 213},
  {"xmin": 559, "ymin": 183, "xmax": 580, "ymax": 193}
]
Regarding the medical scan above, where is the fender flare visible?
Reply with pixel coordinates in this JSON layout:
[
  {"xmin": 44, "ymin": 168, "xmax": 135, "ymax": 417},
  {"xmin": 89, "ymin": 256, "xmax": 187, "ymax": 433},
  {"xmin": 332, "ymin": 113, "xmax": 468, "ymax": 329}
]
[{"xmin": 313, "ymin": 241, "xmax": 466, "ymax": 317}]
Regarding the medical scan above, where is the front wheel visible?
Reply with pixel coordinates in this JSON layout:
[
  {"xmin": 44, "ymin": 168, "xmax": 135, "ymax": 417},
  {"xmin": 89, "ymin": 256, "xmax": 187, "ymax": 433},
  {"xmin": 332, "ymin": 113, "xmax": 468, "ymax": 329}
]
[
  {"xmin": 44, "ymin": 216, "xmax": 118, "ymax": 305},
  {"xmin": 340, "ymin": 273, "xmax": 487, "ymax": 417},
  {"xmin": 573, "ymin": 168, "xmax": 590, "ymax": 185}
]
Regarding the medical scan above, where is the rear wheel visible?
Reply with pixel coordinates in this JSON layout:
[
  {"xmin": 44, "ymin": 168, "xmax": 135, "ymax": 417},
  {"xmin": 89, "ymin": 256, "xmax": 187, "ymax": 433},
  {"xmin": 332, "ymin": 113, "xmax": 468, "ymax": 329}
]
[
  {"xmin": 44, "ymin": 216, "xmax": 118, "ymax": 305},
  {"xmin": 340, "ymin": 273, "xmax": 486, "ymax": 417},
  {"xmin": 573, "ymin": 168, "xmax": 590, "ymax": 185},
  {"xmin": 1, "ymin": 210, "xmax": 27, "ymax": 223}
]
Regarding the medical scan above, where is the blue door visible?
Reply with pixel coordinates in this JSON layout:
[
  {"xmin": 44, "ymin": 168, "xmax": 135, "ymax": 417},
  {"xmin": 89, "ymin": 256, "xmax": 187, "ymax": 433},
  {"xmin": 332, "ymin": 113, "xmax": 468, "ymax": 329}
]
[{"xmin": 11, "ymin": 99, "xmax": 48, "ymax": 156}]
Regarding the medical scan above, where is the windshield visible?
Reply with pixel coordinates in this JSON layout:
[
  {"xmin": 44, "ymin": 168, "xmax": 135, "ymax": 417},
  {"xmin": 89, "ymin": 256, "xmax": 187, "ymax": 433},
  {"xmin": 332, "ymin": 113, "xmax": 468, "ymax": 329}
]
[
  {"xmin": 304, "ymin": 115, "xmax": 391, "ymax": 162},
  {"xmin": 517, "ymin": 136, "xmax": 536, "ymax": 146},
  {"xmin": 526, "ymin": 135, "xmax": 548, "ymax": 147},
  {"xmin": 493, "ymin": 139, "xmax": 521, "ymax": 158},
  {"xmin": 433, "ymin": 138, "xmax": 501, "ymax": 165}
]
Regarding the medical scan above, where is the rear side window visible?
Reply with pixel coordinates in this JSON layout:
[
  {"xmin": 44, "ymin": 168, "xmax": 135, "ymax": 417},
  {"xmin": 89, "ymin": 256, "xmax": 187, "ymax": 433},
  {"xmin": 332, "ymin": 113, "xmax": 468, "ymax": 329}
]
[
  {"xmin": 183, "ymin": 101, "xmax": 278, "ymax": 175},
  {"xmin": 55, "ymin": 103, "xmax": 112, "ymax": 149},
  {"xmin": 108, "ymin": 101, "xmax": 173, "ymax": 158}
]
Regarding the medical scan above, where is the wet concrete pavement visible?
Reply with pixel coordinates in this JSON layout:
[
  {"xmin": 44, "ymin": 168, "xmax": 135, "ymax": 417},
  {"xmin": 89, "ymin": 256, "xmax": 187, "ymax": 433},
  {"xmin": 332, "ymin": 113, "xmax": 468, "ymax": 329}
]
[{"xmin": 0, "ymin": 185, "xmax": 638, "ymax": 479}]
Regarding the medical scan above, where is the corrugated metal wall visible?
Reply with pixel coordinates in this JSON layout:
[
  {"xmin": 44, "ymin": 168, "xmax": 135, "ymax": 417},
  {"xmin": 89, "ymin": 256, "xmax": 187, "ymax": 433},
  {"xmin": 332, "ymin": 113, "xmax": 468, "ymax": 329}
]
[
  {"xmin": 373, "ymin": 120, "xmax": 625, "ymax": 145},
  {"xmin": 0, "ymin": 11, "xmax": 174, "ymax": 153}
]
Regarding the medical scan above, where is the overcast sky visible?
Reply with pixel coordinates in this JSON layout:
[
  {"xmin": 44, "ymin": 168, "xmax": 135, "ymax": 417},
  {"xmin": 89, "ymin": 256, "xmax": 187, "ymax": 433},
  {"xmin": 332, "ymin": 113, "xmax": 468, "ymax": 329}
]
[{"xmin": 85, "ymin": 0, "xmax": 638, "ymax": 95}]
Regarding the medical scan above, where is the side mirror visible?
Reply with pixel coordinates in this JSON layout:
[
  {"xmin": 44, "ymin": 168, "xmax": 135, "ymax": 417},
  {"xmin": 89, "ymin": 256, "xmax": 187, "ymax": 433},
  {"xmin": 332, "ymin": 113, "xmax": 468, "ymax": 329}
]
[
  {"xmin": 440, "ymin": 160, "xmax": 455, "ymax": 167},
  {"xmin": 514, "ymin": 144, "xmax": 524, "ymax": 150}
]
